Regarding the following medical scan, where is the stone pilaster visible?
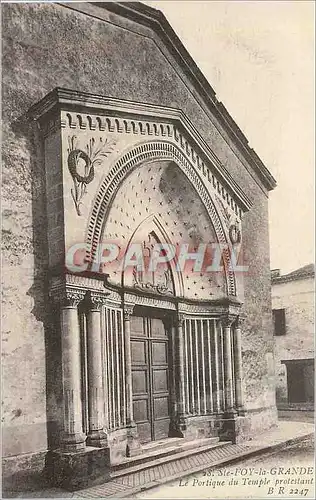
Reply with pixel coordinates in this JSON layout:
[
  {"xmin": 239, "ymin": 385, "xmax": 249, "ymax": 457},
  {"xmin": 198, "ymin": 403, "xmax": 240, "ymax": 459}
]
[
  {"xmin": 123, "ymin": 305, "xmax": 139, "ymax": 457},
  {"xmin": 172, "ymin": 313, "xmax": 187, "ymax": 436},
  {"xmin": 221, "ymin": 314, "xmax": 237, "ymax": 418},
  {"xmin": 46, "ymin": 285, "xmax": 110, "ymax": 491},
  {"xmin": 85, "ymin": 292, "xmax": 108, "ymax": 448},
  {"xmin": 233, "ymin": 315, "xmax": 246, "ymax": 416}
]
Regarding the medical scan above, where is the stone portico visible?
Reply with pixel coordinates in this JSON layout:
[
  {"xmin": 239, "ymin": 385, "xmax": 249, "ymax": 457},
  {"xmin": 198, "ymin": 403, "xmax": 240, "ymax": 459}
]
[
  {"xmin": 2, "ymin": 1, "xmax": 277, "ymax": 493},
  {"xmin": 27, "ymin": 88, "xmax": 254, "ymax": 488}
]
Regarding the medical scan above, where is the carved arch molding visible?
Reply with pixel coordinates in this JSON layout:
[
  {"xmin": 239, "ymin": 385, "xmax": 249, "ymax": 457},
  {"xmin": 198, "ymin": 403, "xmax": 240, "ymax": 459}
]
[{"xmin": 86, "ymin": 140, "xmax": 236, "ymax": 296}]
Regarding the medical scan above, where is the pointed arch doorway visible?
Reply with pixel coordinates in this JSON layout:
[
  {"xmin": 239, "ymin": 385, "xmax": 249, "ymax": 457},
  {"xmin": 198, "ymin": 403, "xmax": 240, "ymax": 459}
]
[
  {"xmin": 122, "ymin": 220, "xmax": 179, "ymax": 444},
  {"xmin": 94, "ymin": 155, "xmax": 242, "ymax": 451}
]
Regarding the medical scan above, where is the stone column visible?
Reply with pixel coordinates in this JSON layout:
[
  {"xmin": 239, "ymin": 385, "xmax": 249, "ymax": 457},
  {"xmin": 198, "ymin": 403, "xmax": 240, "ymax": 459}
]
[
  {"xmin": 221, "ymin": 314, "xmax": 237, "ymax": 418},
  {"xmin": 173, "ymin": 313, "xmax": 187, "ymax": 436},
  {"xmin": 86, "ymin": 292, "xmax": 108, "ymax": 448},
  {"xmin": 123, "ymin": 305, "xmax": 139, "ymax": 457},
  {"xmin": 60, "ymin": 289, "xmax": 86, "ymax": 451},
  {"xmin": 233, "ymin": 315, "xmax": 246, "ymax": 415}
]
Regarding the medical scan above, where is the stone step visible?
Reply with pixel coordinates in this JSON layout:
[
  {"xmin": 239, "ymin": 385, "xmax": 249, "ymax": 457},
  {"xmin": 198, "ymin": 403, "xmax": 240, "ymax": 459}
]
[
  {"xmin": 140, "ymin": 435, "xmax": 220, "ymax": 456},
  {"xmin": 141, "ymin": 436, "xmax": 186, "ymax": 453},
  {"xmin": 111, "ymin": 438, "xmax": 230, "ymax": 478},
  {"xmin": 111, "ymin": 437, "xmax": 220, "ymax": 471}
]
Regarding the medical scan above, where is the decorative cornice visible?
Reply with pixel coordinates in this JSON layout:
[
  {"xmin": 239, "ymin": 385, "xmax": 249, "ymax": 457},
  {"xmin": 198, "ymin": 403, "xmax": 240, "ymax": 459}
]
[
  {"xmin": 50, "ymin": 284, "xmax": 86, "ymax": 307},
  {"xmin": 49, "ymin": 272, "xmax": 242, "ymax": 315},
  {"xmin": 124, "ymin": 292, "xmax": 177, "ymax": 311},
  {"xmin": 28, "ymin": 87, "xmax": 253, "ymax": 213},
  {"xmin": 49, "ymin": 273, "xmax": 112, "ymax": 306},
  {"xmin": 177, "ymin": 303, "xmax": 224, "ymax": 316},
  {"xmin": 272, "ymin": 268, "xmax": 315, "ymax": 285},
  {"xmin": 59, "ymin": 2, "xmax": 277, "ymax": 193},
  {"xmin": 176, "ymin": 296, "xmax": 242, "ymax": 319}
]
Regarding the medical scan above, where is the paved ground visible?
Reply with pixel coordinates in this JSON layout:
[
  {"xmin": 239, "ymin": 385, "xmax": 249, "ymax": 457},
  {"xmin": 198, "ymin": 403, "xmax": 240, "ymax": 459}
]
[
  {"xmin": 278, "ymin": 409, "xmax": 314, "ymax": 423},
  {"xmin": 134, "ymin": 435, "xmax": 314, "ymax": 499},
  {"xmin": 3, "ymin": 420, "xmax": 314, "ymax": 499}
]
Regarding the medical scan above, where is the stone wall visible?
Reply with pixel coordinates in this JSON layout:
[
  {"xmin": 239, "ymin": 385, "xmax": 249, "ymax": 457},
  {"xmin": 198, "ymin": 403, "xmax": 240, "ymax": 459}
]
[
  {"xmin": 272, "ymin": 276, "xmax": 314, "ymax": 405},
  {"xmin": 2, "ymin": 0, "xmax": 276, "ymax": 465}
]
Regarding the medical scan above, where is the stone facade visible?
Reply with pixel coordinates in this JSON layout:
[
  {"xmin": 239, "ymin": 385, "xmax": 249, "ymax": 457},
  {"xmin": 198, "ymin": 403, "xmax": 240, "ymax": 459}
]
[
  {"xmin": 2, "ymin": 1, "xmax": 277, "ymax": 491},
  {"xmin": 271, "ymin": 265, "xmax": 314, "ymax": 408}
]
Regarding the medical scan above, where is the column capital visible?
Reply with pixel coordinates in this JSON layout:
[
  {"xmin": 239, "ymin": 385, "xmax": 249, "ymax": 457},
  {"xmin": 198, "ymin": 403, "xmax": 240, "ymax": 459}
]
[
  {"xmin": 221, "ymin": 313, "xmax": 237, "ymax": 328},
  {"xmin": 123, "ymin": 304, "xmax": 135, "ymax": 321},
  {"xmin": 175, "ymin": 313, "xmax": 186, "ymax": 328},
  {"xmin": 52, "ymin": 286, "xmax": 86, "ymax": 308},
  {"xmin": 234, "ymin": 314, "xmax": 246, "ymax": 329},
  {"xmin": 86, "ymin": 291, "xmax": 107, "ymax": 311}
]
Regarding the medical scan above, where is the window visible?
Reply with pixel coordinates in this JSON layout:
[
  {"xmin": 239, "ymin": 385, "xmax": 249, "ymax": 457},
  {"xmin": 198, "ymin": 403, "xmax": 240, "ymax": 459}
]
[{"xmin": 273, "ymin": 309, "xmax": 286, "ymax": 336}]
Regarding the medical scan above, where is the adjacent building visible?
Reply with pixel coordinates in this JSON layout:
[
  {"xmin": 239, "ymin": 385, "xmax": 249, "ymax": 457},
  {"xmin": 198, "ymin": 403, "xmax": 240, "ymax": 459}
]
[
  {"xmin": 271, "ymin": 265, "xmax": 314, "ymax": 410},
  {"xmin": 2, "ymin": 1, "xmax": 277, "ymax": 491}
]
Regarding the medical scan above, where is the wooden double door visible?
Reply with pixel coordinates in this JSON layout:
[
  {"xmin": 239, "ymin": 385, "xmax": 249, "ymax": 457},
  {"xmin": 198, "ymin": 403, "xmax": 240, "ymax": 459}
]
[{"xmin": 130, "ymin": 314, "xmax": 172, "ymax": 443}]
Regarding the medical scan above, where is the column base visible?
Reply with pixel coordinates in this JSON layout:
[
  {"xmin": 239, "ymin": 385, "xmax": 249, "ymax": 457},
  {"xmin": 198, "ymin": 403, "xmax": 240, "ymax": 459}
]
[
  {"xmin": 223, "ymin": 409, "xmax": 238, "ymax": 419},
  {"xmin": 126, "ymin": 423, "xmax": 141, "ymax": 457},
  {"xmin": 169, "ymin": 414, "xmax": 187, "ymax": 437},
  {"xmin": 237, "ymin": 406, "xmax": 247, "ymax": 417},
  {"xmin": 218, "ymin": 414, "xmax": 251, "ymax": 444},
  {"xmin": 45, "ymin": 446, "xmax": 110, "ymax": 491},
  {"xmin": 60, "ymin": 432, "xmax": 86, "ymax": 452},
  {"xmin": 86, "ymin": 430, "xmax": 108, "ymax": 448}
]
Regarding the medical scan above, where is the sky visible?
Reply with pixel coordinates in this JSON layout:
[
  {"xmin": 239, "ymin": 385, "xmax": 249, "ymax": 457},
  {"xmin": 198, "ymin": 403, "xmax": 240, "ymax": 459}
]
[{"xmin": 144, "ymin": 0, "xmax": 314, "ymax": 274}]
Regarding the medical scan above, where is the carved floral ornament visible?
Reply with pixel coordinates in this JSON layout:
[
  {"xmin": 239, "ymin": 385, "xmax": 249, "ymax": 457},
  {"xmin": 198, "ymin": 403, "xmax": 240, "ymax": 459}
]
[
  {"xmin": 61, "ymin": 111, "xmax": 248, "ymax": 221},
  {"xmin": 215, "ymin": 195, "xmax": 242, "ymax": 245},
  {"xmin": 29, "ymin": 89, "xmax": 254, "ymax": 219},
  {"xmin": 50, "ymin": 286, "xmax": 112, "ymax": 309},
  {"xmin": 67, "ymin": 135, "xmax": 116, "ymax": 216},
  {"xmin": 229, "ymin": 223, "xmax": 242, "ymax": 245}
]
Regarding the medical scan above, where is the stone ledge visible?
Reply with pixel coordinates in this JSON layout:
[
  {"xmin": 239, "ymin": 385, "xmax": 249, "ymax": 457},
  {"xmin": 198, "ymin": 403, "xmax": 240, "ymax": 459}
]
[
  {"xmin": 2, "ymin": 450, "xmax": 47, "ymax": 494},
  {"xmin": 45, "ymin": 446, "xmax": 111, "ymax": 491}
]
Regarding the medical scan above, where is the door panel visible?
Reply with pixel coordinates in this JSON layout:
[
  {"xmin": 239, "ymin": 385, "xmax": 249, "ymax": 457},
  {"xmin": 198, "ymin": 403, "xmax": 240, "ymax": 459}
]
[
  {"xmin": 131, "ymin": 316, "xmax": 146, "ymax": 335},
  {"xmin": 131, "ymin": 315, "xmax": 171, "ymax": 443},
  {"xmin": 133, "ymin": 399, "xmax": 149, "ymax": 422},
  {"xmin": 152, "ymin": 341, "xmax": 168, "ymax": 363},
  {"xmin": 154, "ymin": 397, "xmax": 169, "ymax": 419},
  {"xmin": 132, "ymin": 371, "xmax": 147, "ymax": 394},
  {"xmin": 154, "ymin": 419, "xmax": 170, "ymax": 440},
  {"xmin": 131, "ymin": 340, "xmax": 147, "ymax": 364},
  {"xmin": 153, "ymin": 370, "xmax": 168, "ymax": 392}
]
